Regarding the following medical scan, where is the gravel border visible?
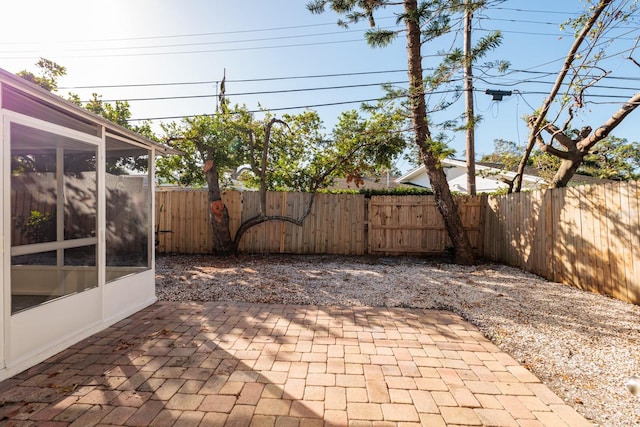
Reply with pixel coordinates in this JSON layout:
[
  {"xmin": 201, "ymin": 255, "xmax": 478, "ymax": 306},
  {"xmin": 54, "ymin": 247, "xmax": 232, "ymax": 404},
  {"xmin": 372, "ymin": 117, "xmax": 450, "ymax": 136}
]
[{"xmin": 155, "ymin": 254, "xmax": 640, "ymax": 426}]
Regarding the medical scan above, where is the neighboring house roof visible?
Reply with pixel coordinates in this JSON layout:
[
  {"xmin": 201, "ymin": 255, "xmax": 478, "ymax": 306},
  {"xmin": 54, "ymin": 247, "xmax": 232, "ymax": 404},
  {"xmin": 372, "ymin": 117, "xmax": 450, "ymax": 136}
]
[
  {"xmin": 396, "ymin": 158, "xmax": 545, "ymax": 194},
  {"xmin": 476, "ymin": 161, "xmax": 608, "ymax": 186},
  {"xmin": 396, "ymin": 158, "xmax": 609, "ymax": 194}
]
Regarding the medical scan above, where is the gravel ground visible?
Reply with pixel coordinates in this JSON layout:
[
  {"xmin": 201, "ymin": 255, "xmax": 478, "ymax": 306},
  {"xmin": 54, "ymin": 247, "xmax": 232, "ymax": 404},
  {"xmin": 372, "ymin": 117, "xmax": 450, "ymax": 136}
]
[{"xmin": 155, "ymin": 253, "xmax": 640, "ymax": 426}]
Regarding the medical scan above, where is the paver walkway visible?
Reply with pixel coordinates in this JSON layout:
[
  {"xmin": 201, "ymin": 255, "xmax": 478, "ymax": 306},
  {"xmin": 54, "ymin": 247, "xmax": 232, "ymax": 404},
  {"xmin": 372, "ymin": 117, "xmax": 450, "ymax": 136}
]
[{"xmin": 0, "ymin": 301, "xmax": 591, "ymax": 426}]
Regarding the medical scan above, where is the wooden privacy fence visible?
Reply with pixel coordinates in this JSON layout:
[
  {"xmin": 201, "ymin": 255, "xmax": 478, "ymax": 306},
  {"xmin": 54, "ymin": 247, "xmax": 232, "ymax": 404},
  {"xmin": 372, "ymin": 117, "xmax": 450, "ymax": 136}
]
[
  {"xmin": 155, "ymin": 190, "xmax": 367, "ymax": 255},
  {"xmin": 483, "ymin": 181, "xmax": 640, "ymax": 305},
  {"xmin": 155, "ymin": 189, "xmax": 482, "ymax": 256},
  {"xmin": 157, "ymin": 183, "xmax": 640, "ymax": 305}
]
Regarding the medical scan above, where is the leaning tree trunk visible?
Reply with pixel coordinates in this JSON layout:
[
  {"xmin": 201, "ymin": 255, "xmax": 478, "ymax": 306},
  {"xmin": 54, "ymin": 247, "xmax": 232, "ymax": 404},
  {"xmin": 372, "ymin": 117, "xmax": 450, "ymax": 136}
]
[
  {"xmin": 404, "ymin": 0, "xmax": 476, "ymax": 265},
  {"xmin": 548, "ymin": 157, "xmax": 584, "ymax": 188},
  {"xmin": 203, "ymin": 159, "xmax": 235, "ymax": 255}
]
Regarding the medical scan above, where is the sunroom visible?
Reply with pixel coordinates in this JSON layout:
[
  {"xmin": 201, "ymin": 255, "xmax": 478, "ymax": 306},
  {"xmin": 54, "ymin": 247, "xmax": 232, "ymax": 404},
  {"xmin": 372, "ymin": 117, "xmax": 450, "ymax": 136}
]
[{"xmin": 0, "ymin": 68, "xmax": 173, "ymax": 380}]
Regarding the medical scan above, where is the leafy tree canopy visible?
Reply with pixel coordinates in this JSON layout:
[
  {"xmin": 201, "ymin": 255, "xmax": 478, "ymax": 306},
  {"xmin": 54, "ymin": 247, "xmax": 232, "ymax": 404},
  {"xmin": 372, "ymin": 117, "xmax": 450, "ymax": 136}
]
[
  {"xmin": 16, "ymin": 58, "xmax": 66, "ymax": 92},
  {"xmin": 156, "ymin": 106, "xmax": 253, "ymax": 188}
]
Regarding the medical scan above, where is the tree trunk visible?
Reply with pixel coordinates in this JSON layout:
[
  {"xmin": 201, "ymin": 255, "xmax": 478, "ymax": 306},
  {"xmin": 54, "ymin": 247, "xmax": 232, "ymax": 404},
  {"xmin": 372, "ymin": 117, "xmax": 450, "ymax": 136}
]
[
  {"xmin": 549, "ymin": 158, "xmax": 584, "ymax": 188},
  {"xmin": 203, "ymin": 159, "xmax": 235, "ymax": 255},
  {"xmin": 404, "ymin": 0, "xmax": 475, "ymax": 265}
]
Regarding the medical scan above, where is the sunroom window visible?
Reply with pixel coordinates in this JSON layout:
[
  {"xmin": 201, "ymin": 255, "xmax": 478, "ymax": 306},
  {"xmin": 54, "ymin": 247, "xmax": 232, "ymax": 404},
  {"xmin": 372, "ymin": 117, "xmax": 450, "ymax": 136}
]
[
  {"xmin": 105, "ymin": 136, "xmax": 152, "ymax": 282},
  {"xmin": 10, "ymin": 122, "xmax": 98, "ymax": 314}
]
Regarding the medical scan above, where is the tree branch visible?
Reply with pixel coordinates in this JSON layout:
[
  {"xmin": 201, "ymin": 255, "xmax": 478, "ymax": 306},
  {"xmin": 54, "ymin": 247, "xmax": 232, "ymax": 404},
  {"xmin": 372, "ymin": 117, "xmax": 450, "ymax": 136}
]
[
  {"xmin": 233, "ymin": 192, "xmax": 318, "ymax": 247},
  {"xmin": 537, "ymin": 142, "xmax": 572, "ymax": 160},
  {"xmin": 513, "ymin": 0, "xmax": 613, "ymax": 192},
  {"xmin": 578, "ymin": 91, "xmax": 640, "ymax": 152},
  {"xmin": 259, "ymin": 118, "xmax": 289, "ymax": 215},
  {"xmin": 247, "ymin": 129, "xmax": 259, "ymax": 176},
  {"xmin": 540, "ymin": 122, "xmax": 576, "ymax": 150}
]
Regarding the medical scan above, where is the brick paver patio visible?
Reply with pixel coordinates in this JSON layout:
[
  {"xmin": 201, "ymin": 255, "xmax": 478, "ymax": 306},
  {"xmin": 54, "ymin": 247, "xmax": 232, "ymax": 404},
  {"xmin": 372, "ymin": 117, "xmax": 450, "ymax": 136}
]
[{"xmin": 0, "ymin": 301, "xmax": 591, "ymax": 426}]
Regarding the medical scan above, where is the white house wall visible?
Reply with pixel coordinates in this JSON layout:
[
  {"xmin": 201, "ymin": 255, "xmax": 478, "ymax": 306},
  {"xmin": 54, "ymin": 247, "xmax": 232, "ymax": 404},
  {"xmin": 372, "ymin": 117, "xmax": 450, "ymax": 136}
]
[
  {"xmin": 104, "ymin": 269, "xmax": 156, "ymax": 325},
  {"xmin": 448, "ymin": 174, "xmax": 510, "ymax": 193},
  {"xmin": 405, "ymin": 173, "xmax": 432, "ymax": 188},
  {"xmin": 8, "ymin": 288, "xmax": 102, "ymax": 375}
]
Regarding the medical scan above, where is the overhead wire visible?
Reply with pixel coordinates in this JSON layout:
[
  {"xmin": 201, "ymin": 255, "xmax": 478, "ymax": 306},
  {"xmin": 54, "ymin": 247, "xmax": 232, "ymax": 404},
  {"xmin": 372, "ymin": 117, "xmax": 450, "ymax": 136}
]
[{"xmin": 59, "ymin": 69, "xmax": 410, "ymax": 90}]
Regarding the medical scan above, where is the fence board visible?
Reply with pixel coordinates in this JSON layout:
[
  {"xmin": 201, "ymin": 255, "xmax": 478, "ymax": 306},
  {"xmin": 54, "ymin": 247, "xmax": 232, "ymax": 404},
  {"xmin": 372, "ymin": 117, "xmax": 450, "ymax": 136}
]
[
  {"xmin": 629, "ymin": 181, "xmax": 640, "ymax": 304},
  {"xmin": 597, "ymin": 185, "xmax": 614, "ymax": 297}
]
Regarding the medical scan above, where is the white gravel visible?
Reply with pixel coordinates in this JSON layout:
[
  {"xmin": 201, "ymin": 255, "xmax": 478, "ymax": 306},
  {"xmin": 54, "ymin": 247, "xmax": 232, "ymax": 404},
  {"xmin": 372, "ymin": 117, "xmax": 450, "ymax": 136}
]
[{"xmin": 155, "ymin": 254, "xmax": 640, "ymax": 426}]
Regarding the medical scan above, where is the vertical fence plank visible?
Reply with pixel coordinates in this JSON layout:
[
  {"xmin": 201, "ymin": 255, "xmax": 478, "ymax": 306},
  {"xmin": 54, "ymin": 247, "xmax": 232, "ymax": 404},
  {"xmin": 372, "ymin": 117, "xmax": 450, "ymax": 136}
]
[
  {"xmin": 629, "ymin": 181, "xmax": 640, "ymax": 304},
  {"xmin": 618, "ymin": 182, "xmax": 634, "ymax": 303}
]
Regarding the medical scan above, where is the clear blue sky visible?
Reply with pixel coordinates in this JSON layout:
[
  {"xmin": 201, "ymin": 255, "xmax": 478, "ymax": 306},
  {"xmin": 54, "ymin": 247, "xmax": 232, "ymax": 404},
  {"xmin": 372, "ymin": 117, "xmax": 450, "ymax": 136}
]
[{"xmin": 1, "ymin": 1, "xmax": 639, "ymax": 173}]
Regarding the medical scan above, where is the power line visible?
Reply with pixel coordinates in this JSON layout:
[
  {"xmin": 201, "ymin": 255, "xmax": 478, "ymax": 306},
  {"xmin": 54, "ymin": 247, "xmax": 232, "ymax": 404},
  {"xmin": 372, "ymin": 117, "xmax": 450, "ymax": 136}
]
[
  {"xmin": 89, "ymin": 76, "xmax": 640, "ymax": 105},
  {"xmin": 492, "ymin": 7, "xmax": 577, "ymax": 15},
  {"xmin": 59, "ymin": 69, "xmax": 409, "ymax": 90},
  {"xmin": 129, "ymin": 97, "xmax": 400, "ymax": 121},
  {"xmin": 0, "ymin": 38, "xmax": 373, "ymax": 60},
  {"xmin": 128, "ymin": 88, "xmax": 466, "ymax": 121},
  {"xmin": 127, "ymin": 87, "xmax": 638, "ymax": 123},
  {"xmin": 32, "ymin": 25, "xmax": 403, "ymax": 54},
  {"xmin": 60, "ymin": 63, "xmax": 640, "ymax": 91},
  {"xmin": 83, "ymin": 80, "xmax": 411, "ymax": 104}
]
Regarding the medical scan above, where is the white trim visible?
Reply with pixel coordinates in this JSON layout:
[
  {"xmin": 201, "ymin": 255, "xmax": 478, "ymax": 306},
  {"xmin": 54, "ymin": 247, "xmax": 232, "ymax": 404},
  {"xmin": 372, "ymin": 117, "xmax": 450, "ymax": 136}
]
[
  {"xmin": 1, "ymin": 112, "xmax": 7, "ymax": 370},
  {"xmin": 10, "ymin": 238, "xmax": 98, "ymax": 257},
  {"xmin": 105, "ymin": 130, "xmax": 153, "ymax": 151},
  {"xmin": 149, "ymin": 147, "xmax": 156, "ymax": 271},
  {"xmin": 98, "ymin": 125, "xmax": 106, "ymax": 322},
  {"xmin": 2, "ymin": 110, "xmax": 102, "ymax": 147}
]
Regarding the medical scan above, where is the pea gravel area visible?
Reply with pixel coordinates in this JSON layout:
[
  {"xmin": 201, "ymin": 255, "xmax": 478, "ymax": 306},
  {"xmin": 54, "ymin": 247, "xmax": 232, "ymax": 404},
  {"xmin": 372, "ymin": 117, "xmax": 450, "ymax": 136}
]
[{"xmin": 155, "ymin": 253, "xmax": 640, "ymax": 426}]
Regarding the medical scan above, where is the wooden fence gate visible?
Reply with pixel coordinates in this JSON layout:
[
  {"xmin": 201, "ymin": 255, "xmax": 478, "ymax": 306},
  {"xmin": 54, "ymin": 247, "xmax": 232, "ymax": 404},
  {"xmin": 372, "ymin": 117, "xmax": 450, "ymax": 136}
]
[{"xmin": 367, "ymin": 195, "xmax": 483, "ymax": 255}]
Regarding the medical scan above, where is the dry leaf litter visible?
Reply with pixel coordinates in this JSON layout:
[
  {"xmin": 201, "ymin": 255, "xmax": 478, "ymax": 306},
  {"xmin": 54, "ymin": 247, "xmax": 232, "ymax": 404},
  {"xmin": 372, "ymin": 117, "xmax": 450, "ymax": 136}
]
[{"xmin": 156, "ymin": 254, "xmax": 640, "ymax": 426}]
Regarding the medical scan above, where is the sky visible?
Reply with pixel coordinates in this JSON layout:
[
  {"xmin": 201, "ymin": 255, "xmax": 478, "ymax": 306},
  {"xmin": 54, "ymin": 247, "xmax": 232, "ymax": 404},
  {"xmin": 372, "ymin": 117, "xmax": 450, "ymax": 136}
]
[{"xmin": 1, "ymin": 0, "xmax": 639, "ymax": 174}]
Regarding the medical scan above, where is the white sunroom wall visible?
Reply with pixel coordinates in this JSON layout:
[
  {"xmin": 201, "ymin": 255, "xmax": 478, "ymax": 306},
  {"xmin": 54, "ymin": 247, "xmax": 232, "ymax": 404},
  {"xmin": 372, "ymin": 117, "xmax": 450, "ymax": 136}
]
[{"xmin": 0, "ymin": 75, "xmax": 157, "ymax": 380}]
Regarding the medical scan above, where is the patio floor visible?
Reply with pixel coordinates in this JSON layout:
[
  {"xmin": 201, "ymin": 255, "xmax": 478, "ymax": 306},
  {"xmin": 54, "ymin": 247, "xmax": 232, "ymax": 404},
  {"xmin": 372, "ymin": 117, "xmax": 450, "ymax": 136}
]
[{"xmin": 0, "ymin": 301, "xmax": 591, "ymax": 426}]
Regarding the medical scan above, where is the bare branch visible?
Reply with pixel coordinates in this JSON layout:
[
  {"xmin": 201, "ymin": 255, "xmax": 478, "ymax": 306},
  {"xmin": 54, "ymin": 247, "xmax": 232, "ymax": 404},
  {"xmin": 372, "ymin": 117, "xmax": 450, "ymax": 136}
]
[
  {"xmin": 537, "ymin": 142, "xmax": 572, "ymax": 160},
  {"xmin": 233, "ymin": 192, "xmax": 318, "ymax": 247},
  {"xmin": 540, "ymin": 122, "xmax": 576, "ymax": 150},
  {"xmin": 627, "ymin": 35, "xmax": 640, "ymax": 67},
  {"xmin": 578, "ymin": 91, "xmax": 640, "ymax": 152},
  {"xmin": 259, "ymin": 118, "xmax": 290, "ymax": 215},
  {"xmin": 247, "ymin": 130, "xmax": 260, "ymax": 176}
]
